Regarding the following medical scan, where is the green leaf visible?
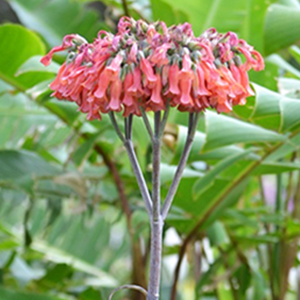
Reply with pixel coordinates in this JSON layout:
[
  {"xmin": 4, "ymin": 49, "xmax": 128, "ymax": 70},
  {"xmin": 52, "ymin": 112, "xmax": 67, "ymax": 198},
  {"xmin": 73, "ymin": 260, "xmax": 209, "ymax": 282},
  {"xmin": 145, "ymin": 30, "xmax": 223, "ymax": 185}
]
[
  {"xmin": 79, "ymin": 287, "xmax": 104, "ymax": 300},
  {"xmin": 72, "ymin": 133, "xmax": 101, "ymax": 167},
  {"xmin": 280, "ymin": 97, "xmax": 300, "ymax": 131},
  {"xmin": 161, "ymin": 163, "xmax": 203, "ymax": 184},
  {"xmin": 233, "ymin": 234, "xmax": 279, "ymax": 244},
  {"xmin": 16, "ymin": 55, "xmax": 60, "ymax": 75},
  {"xmin": 0, "ymin": 91, "xmax": 58, "ymax": 149},
  {"xmin": 206, "ymin": 221, "xmax": 229, "ymax": 247},
  {"xmin": 265, "ymin": 132, "xmax": 300, "ymax": 161},
  {"xmin": 173, "ymin": 124, "xmax": 206, "ymax": 163},
  {"xmin": 266, "ymin": 54, "xmax": 300, "ymax": 78},
  {"xmin": 254, "ymin": 161, "xmax": 300, "ymax": 175},
  {"xmin": 0, "ymin": 287, "xmax": 66, "ymax": 300},
  {"xmin": 0, "ymin": 150, "xmax": 59, "ymax": 181},
  {"xmin": 252, "ymin": 270, "xmax": 266, "ymax": 300},
  {"xmin": 9, "ymin": 0, "xmax": 105, "ymax": 47},
  {"xmin": 278, "ymin": 77, "xmax": 300, "ymax": 98},
  {"xmin": 31, "ymin": 240, "xmax": 118, "ymax": 287},
  {"xmin": 0, "ymin": 24, "xmax": 46, "ymax": 89},
  {"xmin": 251, "ymin": 84, "xmax": 281, "ymax": 119},
  {"xmin": 264, "ymin": 2, "xmax": 300, "ymax": 55},
  {"xmin": 289, "ymin": 45, "xmax": 300, "ymax": 65},
  {"xmin": 203, "ymin": 111, "xmax": 285, "ymax": 151},
  {"xmin": 193, "ymin": 149, "xmax": 254, "ymax": 199},
  {"xmin": 150, "ymin": 0, "xmax": 189, "ymax": 26}
]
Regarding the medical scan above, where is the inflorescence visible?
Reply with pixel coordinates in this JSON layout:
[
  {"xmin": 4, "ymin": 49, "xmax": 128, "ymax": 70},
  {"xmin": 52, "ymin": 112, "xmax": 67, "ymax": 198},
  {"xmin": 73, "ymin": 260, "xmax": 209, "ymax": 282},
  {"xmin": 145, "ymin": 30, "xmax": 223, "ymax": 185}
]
[{"xmin": 41, "ymin": 17, "xmax": 264, "ymax": 120}]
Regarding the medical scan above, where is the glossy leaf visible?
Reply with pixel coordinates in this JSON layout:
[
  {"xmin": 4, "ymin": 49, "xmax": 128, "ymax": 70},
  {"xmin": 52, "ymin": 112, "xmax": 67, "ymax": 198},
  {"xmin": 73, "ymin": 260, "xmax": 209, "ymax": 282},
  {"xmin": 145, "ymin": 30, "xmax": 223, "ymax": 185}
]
[
  {"xmin": 203, "ymin": 111, "xmax": 285, "ymax": 151},
  {"xmin": 264, "ymin": 2, "xmax": 300, "ymax": 54}
]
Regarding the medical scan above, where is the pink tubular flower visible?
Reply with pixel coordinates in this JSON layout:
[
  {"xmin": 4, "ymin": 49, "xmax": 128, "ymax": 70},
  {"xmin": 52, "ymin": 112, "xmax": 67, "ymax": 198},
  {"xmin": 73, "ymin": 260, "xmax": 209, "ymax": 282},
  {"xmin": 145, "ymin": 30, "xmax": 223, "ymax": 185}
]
[
  {"xmin": 165, "ymin": 64, "xmax": 180, "ymax": 96},
  {"xmin": 149, "ymin": 74, "xmax": 164, "ymax": 110},
  {"xmin": 41, "ymin": 17, "xmax": 264, "ymax": 120},
  {"xmin": 140, "ymin": 57, "xmax": 157, "ymax": 84},
  {"xmin": 109, "ymin": 78, "xmax": 122, "ymax": 111}
]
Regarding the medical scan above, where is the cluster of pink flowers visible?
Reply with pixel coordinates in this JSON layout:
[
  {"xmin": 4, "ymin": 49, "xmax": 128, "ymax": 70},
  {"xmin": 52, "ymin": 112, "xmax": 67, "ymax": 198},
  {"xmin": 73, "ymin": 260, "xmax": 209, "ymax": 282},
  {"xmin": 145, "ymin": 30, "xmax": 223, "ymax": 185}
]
[{"xmin": 41, "ymin": 17, "xmax": 264, "ymax": 120}]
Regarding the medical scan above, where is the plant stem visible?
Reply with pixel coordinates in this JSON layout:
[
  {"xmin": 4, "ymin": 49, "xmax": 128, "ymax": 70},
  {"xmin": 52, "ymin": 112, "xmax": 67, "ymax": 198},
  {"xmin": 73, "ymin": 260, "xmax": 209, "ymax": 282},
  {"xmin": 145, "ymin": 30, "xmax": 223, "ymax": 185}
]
[
  {"xmin": 141, "ymin": 108, "xmax": 154, "ymax": 140},
  {"xmin": 121, "ymin": 0, "xmax": 130, "ymax": 17},
  {"xmin": 124, "ymin": 139, "xmax": 153, "ymax": 216},
  {"xmin": 161, "ymin": 113, "xmax": 200, "ymax": 219},
  {"xmin": 147, "ymin": 112, "xmax": 163, "ymax": 300},
  {"xmin": 109, "ymin": 112, "xmax": 153, "ymax": 215},
  {"xmin": 159, "ymin": 102, "xmax": 170, "ymax": 138},
  {"xmin": 108, "ymin": 284, "xmax": 148, "ymax": 300},
  {"xmin": 110, "ymin": 111, "xmax": 201, "ymax": 300}
]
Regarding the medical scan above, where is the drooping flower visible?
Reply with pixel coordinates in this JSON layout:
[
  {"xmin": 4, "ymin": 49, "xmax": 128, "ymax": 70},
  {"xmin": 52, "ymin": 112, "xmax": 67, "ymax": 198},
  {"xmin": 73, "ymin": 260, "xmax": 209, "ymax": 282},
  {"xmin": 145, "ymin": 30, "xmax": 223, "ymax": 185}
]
[{"xmin": 41, "ymin": 17, "xmax": 264, "ymax": 120}]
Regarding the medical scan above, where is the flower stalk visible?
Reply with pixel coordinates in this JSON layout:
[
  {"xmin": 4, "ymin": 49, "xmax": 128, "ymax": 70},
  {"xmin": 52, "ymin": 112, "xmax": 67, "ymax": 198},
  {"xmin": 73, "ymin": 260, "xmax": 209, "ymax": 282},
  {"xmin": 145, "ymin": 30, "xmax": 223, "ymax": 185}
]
[
  {"xmin": 41, "ymin": 16, "xmax": 264, "ymax": 300},
  {"xmin": 110, "ymin": 110, "xmax": 200, "ymax": 300}
]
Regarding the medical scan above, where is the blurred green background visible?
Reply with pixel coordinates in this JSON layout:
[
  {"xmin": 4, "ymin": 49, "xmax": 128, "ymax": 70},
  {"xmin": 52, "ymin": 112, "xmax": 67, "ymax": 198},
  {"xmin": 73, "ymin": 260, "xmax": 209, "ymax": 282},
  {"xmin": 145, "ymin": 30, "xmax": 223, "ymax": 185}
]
[{"xmin": 1, "ymin": 0, "xmax": 300, "ymax": 299}]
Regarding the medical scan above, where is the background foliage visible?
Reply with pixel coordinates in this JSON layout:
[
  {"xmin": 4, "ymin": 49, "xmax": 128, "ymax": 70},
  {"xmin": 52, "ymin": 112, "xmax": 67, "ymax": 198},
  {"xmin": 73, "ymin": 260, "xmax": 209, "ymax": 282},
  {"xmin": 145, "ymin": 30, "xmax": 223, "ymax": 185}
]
[{"xmin": 1, "ymin": 0, "xmax": 300, "ymax": 299}]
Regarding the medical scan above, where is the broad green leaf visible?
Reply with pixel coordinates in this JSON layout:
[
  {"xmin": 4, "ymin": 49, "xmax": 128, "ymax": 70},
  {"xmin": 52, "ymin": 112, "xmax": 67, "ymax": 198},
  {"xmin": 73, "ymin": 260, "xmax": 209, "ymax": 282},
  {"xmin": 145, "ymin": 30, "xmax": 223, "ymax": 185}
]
[
  {"xmin": 72, "ymin": 133, "xmax": 101, "ymax": 166},
  {"xmin": 80, "ymin": 287, "xmax": 104, "ymax": 300},
  {"xmin": 252, "ymin": 270, "xmax": 267, "ymax": 300},
  {"xmin": 0, "ymin": 287, "xmax": 66, "ymax": 300},
  {"xmin": 0, "ymin": 79, "xmax": 13, "ymax": 94},
  {"xmin": 169, "ymin": 161, "xmax": 251, "ymax": 233},
  {"xmin": 254, "ymin": 161, "xmax": 300, "ymax": 175},
  {"xmin": 173, "ymin": 125, "xmax": 206, "ymax": 163},
  {"xmin": 206, "ymin": 221, "xmax": 229, "ymax": 246},
  {"xmin": 0, "ymin": 24, "xmax": 47, "ymax": 89},
  {"xmin": 266, "ymin": 54, "xmax": 300, "ymax": 78},
  {"xmin": 26, "ymin": 79, "xmax": 53, "ymax": 100},
  {"xmin": 16, "ymin": 55, "xmax": 60, "ymax": 75},
  {"xmin": 265, "ymin": 132, "xmax": 300, "ymax": 161},
  {"xmin": 9, "ymin": 0, "xmax": 105, "ymax": 47},
  {"xmin": 203, "ymin": 111, "xmax": 285, "ymax": 151},
  {"xmin": 233, "ymin": 234, "xmax": 279, "ymax": 244},
  {"xmin": 161, "ymin": 163, "xmax": 203, "ymax": 184},
  {"xmin": 278, "ymin": 77, "xmax": 300, "ymax": 98},
  {"xmin": 234, "ymin": 264, "xmax": 252, "ymax": 296},
  {"xmin": 251, "ymin": 84, "xmax": 281, "ymax": 119},
  {"xmin": 31, "ymin": 240, "xmax": 118, "ymax": 287},
  {"xmin": 150, "ymin": 0, "xmax": 189, "ymax": 26},
  {"xmin": 289, "ymin": 45, "xmax": 300, "ymax": 65},
  {"xmin": 225, "ymin": 209, "xmax": 259, "ymax": 228},
  {"xmin": 193, "ymin": 149, "xmax": 254, "ymax": 199},
  {"xmin": 197, "ymin": 145, "xmax": 245, "ymax": 161},
  {"xmin": 153, "ymin": 0, "xmax": 275, "ymax": 53},
  {"xmin": 0, "ymin": 92, "xmax": 56, "ymax": 146},
  {"xmin": 0, "ymin": 150, "xmax": 59, "ymax": 181},
  {"xmin": 280, "ymin": 97, "xmax": 300, "ymax": 131},
  {"xmin": 264, "ymin": 2, "xmax": 300, "ymax": 54}
]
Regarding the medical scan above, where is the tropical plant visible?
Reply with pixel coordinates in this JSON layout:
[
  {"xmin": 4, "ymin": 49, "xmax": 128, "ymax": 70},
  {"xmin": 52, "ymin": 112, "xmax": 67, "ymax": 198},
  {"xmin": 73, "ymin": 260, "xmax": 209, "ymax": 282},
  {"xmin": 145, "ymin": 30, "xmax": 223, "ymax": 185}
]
[{"xmin": 0, "ymin": 1, "xmax": 300, "ymax": 300}]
